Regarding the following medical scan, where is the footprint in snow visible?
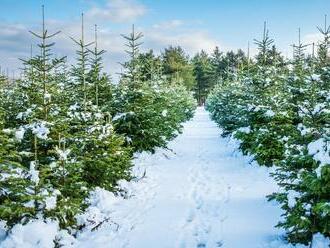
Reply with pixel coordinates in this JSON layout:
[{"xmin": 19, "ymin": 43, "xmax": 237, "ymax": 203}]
[
  {"xmin": 216, "ymin": 241, "xmax": 224, "ymax": 247},
  {"xmin": 186, "ymin": 209, "xmax": 195, "ymax": 223}
]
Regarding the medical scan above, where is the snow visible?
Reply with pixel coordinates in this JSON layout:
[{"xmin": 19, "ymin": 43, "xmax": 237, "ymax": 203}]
[
  {"xmin": 45, "ymin": 190, "xmax": 61, "ymax": 210},
  {"xmin": 31, "ymin": 122, "xmax": 50, "ymax": 140},
  {"xmin": 1, "ymin": 107, "xmax": 329, "ymax": 248},
  {"xmin": 287, "ymin": 190, "xmax": 300, "ymax": 208},
  {"xmin": 56, "ymin": 147, "xmax": 71, "ymax": 161},
  {"xmin": 125, "ymin": 136, "xmax": 132, "ymax": 143},
  {"xmin": 44, "ymin": 92, "xmax": 51, "ymax": 101},
  {"xmin": 297, "ymin": 123, "xmax": 311, "ymax": 136},
  {"xmin": 67, "ymin": 107, "xmax": 308, "ymax": 247},
  {"xmin": 87, "ymin": 188, "xmax": 120, "ymax": 212},
  {"xmin": 265, "ymin": 109, "xmax": 275, "ymax": 117},
  {"xmin": 29, "ymin": 161, "xmax": 39, "ymax": 184},
  {"xmin": 75, "ymin": 188, "xmax": 120, "ymax": 231},
  {"xmin": 49, "ymin": 161, "xmax": 57, "ymax": 169},
  {"xmin": 161, "ymin": 109, "xmax": 168, "ymax": 117},
  {"xmin": 308, "ymin": 138, "xmax": 330, "ymax": 177},
  {"xmin": 23, "ymin": 200, "xmax": 35, "ymax": 208},
  {"xmin": 0, "ymin": 219, "xmax": 59, "ymax": 248},
  {"xmin": 16, "ymin": 108, "xmax": 32, "ymax": 120},
  {"xmin": 312, "ymin": 233, "xmax": 330, "ymax": 248},
  {"xmin": 0, "ymin": 221, "xmax": 6, "ymax": 241},
  {"xmin": 94, "ymin": 112, "xmax": 103, "ymax": 119},
  {"xmin": 311, "ymin": 74, "xmax": 321, "ymax": 81},
  {"xmin": 312, "ymin": 103, "xmax": 326, "ymax": 115},
  {"xmin": 15, "ymin": 127, "xmax": 25, "ymax": 141},
  {"xmin": 112, "ymin": 112, "xmax": 135, "ymax": 121},
  {"xmin": 14, "ymin": 122, "xmax": 51, "ymax": 142},
  {"xmin": 237, "ymin": 126, "xmax": 251, "ymax": 134},
  {"xmin": 69, "ymin": 103, "xmax": 79, "ymax": 112}
]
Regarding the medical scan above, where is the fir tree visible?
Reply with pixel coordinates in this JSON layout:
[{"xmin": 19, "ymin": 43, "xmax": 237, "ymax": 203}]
[
  {"xmin": 0, "ymin": 82, "xmax": 35, "ymax": 228},
  {"xmin": 11, "ymin": 6, "xmax": 87, "ymax": 229},
  {"xmin": 87, "ymin": 24, "xmax": 113, "ymax": 110},
  {"xmin": 17, "ymin": 4, "xmax": 66, "ymax": 217},
  {"xmin": 67, "ymin": 17, "xmax": 133, "ymax": 191},
  {"xmin": 120, "ymin": 24, "xmax": 144, "ymax": 86},
  {"xmin": 316, "ymin": 15, "xmax": 330, "ymax": 67},
  {"xmin": 206, "ymin": 20, "xmax": 330, "ymax": 246},
  {"xmin": 254, "ymin": 22, "xmax": 274, "ymax": 66},
  {"xmin": 70, "ymin": 13, "xmax": 94, "ymax": 112},
  {"xmin": 112, "ymin": 29, "xmax": 197, "ymax": 153}
]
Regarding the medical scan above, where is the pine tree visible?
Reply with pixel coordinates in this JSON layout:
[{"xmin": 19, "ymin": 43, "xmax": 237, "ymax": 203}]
[
  {"xmin": 87, "ymin": 25, "xmax": 113, "ymax": 110},
  {"xmin": 161, "ymin": 46, "xmax": 195, "ymax": 90}
]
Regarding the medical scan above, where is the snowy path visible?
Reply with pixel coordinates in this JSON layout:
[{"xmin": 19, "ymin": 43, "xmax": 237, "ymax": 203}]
[{"xmin": 74, "ymin": 107, "xmax": 288, "ymax": 248}]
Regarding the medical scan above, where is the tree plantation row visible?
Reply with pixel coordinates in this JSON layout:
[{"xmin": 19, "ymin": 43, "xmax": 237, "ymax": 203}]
[
  {"xmin": 0, "ymin": 7, "xmax": 197, "ymax": 240},
  {"xmin": 207, "ymin": 21, "xmax": 330, "ymax": 246}
]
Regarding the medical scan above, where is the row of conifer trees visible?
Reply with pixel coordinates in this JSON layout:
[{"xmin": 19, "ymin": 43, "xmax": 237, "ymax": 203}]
[
  {"xmin": 206, "ymin": 20, "xmax": 330, "ymax": 245},
  {"xmin": 0, "ymin": 7, "xmax": 196, "ymax": 232}
]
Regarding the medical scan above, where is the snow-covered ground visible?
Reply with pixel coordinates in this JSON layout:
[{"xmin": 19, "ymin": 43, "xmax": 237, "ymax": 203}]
[{"xmin": 2, "ymin": 107, "xmax": 328, "ymax": 247}]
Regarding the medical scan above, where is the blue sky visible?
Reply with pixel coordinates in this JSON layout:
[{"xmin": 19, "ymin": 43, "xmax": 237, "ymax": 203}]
[{"xmin": 0, "ymin": 0, "xmax": 329, "ymax": 77}]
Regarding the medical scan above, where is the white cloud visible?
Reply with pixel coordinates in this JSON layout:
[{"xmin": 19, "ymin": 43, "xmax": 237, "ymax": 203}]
[
  {"xmin": 146, "ymin": 29, "xmax": 219, "ymax": 55},
  {"xmin": 303, "ymin": 32, "xmax": 323, "ymax": 45},
  {"xmin": 147, "ymin": 19, "xmax": 221, "ymax": 56},
  {"xmin": 301, "ymin": 32, "xmax": 323, "ymax": 56},
  {"xmin": 86, "ymin": 0, "xmax": 147, "ymax": 23},
  {"xmin": 0, "ymin": 23, "xmax": 33, "ymax": 77},
  {"xmin": 152, "ymin": 20, "xmax": 184, "ymax": 30}
]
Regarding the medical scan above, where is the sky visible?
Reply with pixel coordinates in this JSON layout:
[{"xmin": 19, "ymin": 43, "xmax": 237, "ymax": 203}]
[{"xmin": 0, "ymin": 0, "xmax": 329, "ymax": 79}]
